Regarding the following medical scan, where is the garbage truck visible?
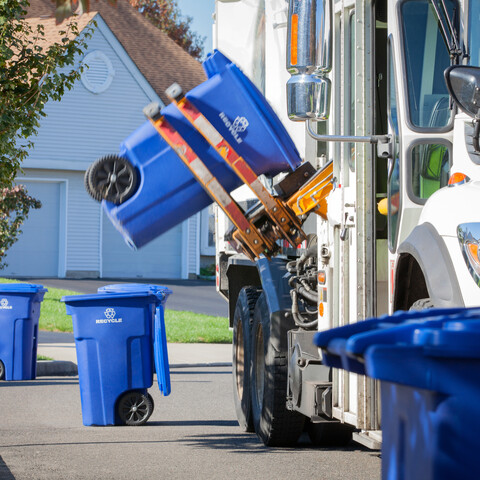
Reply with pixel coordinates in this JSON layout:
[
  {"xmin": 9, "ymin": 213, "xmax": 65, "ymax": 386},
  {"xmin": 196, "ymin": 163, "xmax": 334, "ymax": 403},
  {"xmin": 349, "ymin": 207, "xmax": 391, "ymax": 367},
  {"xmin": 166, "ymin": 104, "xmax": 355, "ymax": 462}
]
[{"xmin": 85, "ymin": 0, "xmax": 480, "ymax": 448}]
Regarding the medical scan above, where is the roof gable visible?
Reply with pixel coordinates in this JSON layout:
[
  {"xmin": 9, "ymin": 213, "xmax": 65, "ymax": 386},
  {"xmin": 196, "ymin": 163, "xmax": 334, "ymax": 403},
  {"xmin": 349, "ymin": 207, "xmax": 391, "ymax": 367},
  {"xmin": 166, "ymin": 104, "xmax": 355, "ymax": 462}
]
[{"xmin": 26, "ymin": 0, "xmax": 206, "ymax": 105}]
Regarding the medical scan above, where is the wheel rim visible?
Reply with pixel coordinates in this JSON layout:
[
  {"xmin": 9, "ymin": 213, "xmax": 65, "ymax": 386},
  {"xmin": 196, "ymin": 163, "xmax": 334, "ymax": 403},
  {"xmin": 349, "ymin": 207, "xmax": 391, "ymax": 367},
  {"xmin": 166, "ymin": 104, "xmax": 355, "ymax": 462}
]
[
  {"xmin": 119, "ymin": 392, "xmax": 151, "ymax": 425},
  {"xmin": 89, "ymin": 155, "xmax": 137, "ymax": 204},
  {"xmin": 235, "ymin": 321, "xmax": 245, "ymax": 398},
  {"xmin": 253, "ymin": 324, "xmax": 265, "ymax": 410}
]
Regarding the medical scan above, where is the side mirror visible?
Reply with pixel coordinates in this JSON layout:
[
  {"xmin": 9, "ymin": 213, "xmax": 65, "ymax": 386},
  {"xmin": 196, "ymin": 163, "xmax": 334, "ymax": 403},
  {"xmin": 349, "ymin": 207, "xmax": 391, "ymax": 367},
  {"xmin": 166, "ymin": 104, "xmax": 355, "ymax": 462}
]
[
  {"xmin": 445, "ymin": 66, "xmax": 480, "ymax": 152},
  {"xmin": 445, "ymin": 66, "xmax": 480, "ymax": 118},
  {"xmin": 286, "ymin": 0, "xmax": 332, "ymax": 121}
]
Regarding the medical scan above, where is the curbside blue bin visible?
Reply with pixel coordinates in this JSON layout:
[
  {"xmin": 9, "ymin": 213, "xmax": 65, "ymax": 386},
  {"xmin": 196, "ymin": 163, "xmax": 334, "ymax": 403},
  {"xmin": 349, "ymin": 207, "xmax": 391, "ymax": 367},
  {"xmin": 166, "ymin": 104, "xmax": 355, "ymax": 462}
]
[
  {"xmin": 0, "ymin": 283, "xmax": 47, "ymax": 381},
  {"xmin": 314, "ymin": 307, "xmax": 480, "ymax": 480},
  {"xmin": 102, "ymin": 50, "xmax": 302, "ymax": 250},
  {"xmin": 62, "ymin": 291, "xmax": 168, "ymax": 426},
  {"xmin": 97, "ymin": 284, "xmax": 172, "ymax": 396}
]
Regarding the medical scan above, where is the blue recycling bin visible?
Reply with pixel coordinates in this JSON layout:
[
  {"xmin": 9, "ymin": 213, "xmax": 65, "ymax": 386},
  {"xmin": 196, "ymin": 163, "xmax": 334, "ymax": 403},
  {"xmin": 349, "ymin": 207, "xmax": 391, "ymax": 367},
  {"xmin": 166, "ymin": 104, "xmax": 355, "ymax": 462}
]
[
  {"xmin": 314, "ymin": 307, "xmax": 480, "ymax": 480},
  {"xmin": 0, "ymin": 283, "xmax": 47, "ymax": 381},
  {"xmin": 97, "ymin": 284, "xmax": 172, "ymax": 396},
  {"xmin": 102, "ymin": 50, "xmax": 302, "ymax": 250},
  {"xmin": 62, "ymin": 291, "xmax": 169, "ymax": 426}
]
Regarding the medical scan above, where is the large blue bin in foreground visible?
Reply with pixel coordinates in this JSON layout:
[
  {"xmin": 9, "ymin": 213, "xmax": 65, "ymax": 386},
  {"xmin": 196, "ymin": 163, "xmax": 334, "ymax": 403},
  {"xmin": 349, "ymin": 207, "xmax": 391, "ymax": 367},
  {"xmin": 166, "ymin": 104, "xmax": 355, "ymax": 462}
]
[
  {"xmin": 314, "ymin": 307, "xmax": 480, "ymax": 480},
  {"xmin": 97, "ymin": 284, "xmax": 172, "ymax": 396},
  {"xmin": 0, "ymin": 283, "xmax": 47, "ymax": 381},
  {"xmin": 102, "ymin": 50, "xmax": 302, "ymax": 250},
  {"xmin": 62, "ymin": 291, "xmax": 170, "ymax": 426}
]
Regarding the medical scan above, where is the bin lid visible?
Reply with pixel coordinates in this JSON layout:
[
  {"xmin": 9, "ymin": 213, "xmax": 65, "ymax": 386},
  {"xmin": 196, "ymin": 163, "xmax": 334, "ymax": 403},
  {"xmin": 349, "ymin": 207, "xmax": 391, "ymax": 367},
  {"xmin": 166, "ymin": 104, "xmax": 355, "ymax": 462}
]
[
  {"xmin": 61, "ymin": 291, "xmax": 159, "ymax": 304},
  {"xmin": 97, "ymin": 284, "xmax": 172, "ymax": 302},
  {"xmin": 0, "ymin": 283, "xmax": 47, "ymax": 293}
]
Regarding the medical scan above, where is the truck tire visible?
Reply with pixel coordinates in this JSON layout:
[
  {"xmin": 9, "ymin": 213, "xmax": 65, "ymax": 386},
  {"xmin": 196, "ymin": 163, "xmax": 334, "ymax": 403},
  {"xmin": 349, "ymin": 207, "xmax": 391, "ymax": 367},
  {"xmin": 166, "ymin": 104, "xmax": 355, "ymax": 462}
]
[
  {"xmin": 250, "ymin": 293, "xmax": 305, "ymax": 446},
  {"xmin": 410, "ymin": 298, "xmax": 434, "ymax": 310},
  {"xmin": 233, "ymin": 287, "xmax": 262, "ymax": 433}
]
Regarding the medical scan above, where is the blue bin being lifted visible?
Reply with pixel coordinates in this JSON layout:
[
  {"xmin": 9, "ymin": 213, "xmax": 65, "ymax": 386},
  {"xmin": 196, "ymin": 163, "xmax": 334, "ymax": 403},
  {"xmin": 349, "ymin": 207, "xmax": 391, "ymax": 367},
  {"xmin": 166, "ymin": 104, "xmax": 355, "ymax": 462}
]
[
  {"xmin": 314, "ymin": 307, "xmax": 480, "ymax": 480},
  {"xmin": 0, "ymin": 283, "xmax": 47, "ymax": 381},
  {"xmin": 97, "ymin": 283, "xmax": 172, "ymax": 396},
  {"xmin": 101, "ymin": 50, "xmax": 302, "ymax": 250},
  {"xmin": 62, "ymin": 291, "xmax": 169, "ymax": 426}
]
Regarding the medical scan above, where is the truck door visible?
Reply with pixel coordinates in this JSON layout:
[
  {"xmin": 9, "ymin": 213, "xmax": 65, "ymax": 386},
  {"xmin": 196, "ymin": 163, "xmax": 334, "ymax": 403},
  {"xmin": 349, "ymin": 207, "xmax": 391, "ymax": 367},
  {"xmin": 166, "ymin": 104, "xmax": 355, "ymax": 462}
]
[{"xmin": 386, "ymin": 0, "xmax": 455, "ymax": 307}]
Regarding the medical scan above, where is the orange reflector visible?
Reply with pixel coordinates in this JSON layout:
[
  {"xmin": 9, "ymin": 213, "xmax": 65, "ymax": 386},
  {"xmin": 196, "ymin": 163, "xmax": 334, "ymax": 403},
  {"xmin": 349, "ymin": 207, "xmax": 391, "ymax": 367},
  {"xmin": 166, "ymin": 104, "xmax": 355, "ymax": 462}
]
[
  {"xmin": 318, "ymin": 271, "xmax": 326, "ymax": 284},
  {"xmin": 318, "ymin": 302, "xmax": 324, "ymax": 317},
  {"xmin": 290, "ymin": 14, "xmax": 298, "ymax": 65},
  {"xmin": 467, "ymin": 242, "xmax": 480, "ymax": 266},
  {"xmin": 448, "ymin": 172, "xmax": 470, "ymax": 186}
]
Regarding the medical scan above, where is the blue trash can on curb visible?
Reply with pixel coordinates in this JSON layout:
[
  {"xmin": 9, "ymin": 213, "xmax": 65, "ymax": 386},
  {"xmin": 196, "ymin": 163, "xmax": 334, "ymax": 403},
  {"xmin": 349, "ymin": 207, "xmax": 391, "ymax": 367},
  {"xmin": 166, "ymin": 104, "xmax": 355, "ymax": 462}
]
[
  {"xmin": 0, "ymin": 283, "xmax": 47, "ymax": 381},
  {"xmin": 314, "ymin": 307, "xmax": 480, "ymax": 480},
  {"xmin": 97, "ymin": 284, "xmax": 172, "ymax": 396},
  {"xmin": 62, "ymin": 291, "xmax": 170, "ymax": 426}
]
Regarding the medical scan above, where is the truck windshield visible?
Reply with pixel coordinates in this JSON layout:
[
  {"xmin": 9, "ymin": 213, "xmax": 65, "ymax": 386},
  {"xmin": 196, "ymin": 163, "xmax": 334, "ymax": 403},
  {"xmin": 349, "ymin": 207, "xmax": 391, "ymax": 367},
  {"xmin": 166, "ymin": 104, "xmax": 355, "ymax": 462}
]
[
  {"xmin": 469, "ymin": 2, "xmax": 480, "ymax": 66},
  {"xmin": 400, "ymin": 0, "xmax": 455, "ymax": 129}
]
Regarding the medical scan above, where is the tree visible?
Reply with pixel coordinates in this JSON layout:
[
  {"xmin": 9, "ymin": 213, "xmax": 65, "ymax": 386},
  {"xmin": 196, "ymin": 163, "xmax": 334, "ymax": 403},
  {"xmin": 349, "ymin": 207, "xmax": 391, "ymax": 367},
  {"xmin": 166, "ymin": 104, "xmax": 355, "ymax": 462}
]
[
  {"xmin": 0, "ymin": 185, "xmax": 41, "ymax": 268},
  {"xmin": 128, "ymin": 0, "xmax": 205, "ymax": 60},
  {"xmin": 0, "ymin": 0, "xmax": 91, "ymax": 264}
]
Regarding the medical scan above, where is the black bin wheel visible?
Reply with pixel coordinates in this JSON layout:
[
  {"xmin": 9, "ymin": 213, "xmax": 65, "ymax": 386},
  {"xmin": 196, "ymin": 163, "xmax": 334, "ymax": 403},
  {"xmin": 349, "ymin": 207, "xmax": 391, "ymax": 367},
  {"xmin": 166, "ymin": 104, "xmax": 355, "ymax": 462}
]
[
  {"xmin": 117, "ymin": 391, "xmax": 153, "ymax": 426},
  {"xmin": 86, "ymin": 154, "xmax": 138, "ymax": 205},
  {"xmin": 0, "ymin": 360, "xmax": 4, "ymax": 380}
]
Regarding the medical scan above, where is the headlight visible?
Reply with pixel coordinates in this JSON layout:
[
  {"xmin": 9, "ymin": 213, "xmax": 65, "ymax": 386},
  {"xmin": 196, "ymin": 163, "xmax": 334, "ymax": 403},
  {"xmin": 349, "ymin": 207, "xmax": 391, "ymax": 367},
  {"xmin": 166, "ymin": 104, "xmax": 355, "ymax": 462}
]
[{"xmin": 458, "ymin": 223, "xmax": 480, "ymax": 287}]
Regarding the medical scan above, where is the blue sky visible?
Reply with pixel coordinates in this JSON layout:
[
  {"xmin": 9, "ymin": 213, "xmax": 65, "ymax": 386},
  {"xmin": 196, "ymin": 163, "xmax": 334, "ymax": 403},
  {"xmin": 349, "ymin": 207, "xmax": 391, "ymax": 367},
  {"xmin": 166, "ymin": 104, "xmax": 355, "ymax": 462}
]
[{"xmin": 176, "ymin": 0, "xmax": 216, "ymax": 55}]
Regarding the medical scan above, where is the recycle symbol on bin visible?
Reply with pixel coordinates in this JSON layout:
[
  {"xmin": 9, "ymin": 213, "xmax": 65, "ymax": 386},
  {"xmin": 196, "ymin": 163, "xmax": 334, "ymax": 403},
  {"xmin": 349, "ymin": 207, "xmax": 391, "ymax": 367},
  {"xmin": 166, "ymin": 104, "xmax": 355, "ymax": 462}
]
[
  {"xmin": 0, "ymin": 298, "xmax": 8, "ymax": 307},
  {"xmin": 232, "ymin": 116, "xmax": 249, "ymax": 134},
  {"xmin": 104, "ymin": 308, "xmax": 116, "ymax": 319}
]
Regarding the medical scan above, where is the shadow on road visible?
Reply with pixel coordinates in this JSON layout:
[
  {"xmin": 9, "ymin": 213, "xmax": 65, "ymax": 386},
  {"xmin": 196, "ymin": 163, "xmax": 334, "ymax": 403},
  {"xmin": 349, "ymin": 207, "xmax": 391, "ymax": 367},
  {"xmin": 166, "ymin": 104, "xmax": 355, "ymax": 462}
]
[
  {"xmin": 0, "ymin": 455, "xmax": 15, "ymax": 480},
  {"xmin": 178, "ymin": 432, "xmax": 382, "ymax": 454}
]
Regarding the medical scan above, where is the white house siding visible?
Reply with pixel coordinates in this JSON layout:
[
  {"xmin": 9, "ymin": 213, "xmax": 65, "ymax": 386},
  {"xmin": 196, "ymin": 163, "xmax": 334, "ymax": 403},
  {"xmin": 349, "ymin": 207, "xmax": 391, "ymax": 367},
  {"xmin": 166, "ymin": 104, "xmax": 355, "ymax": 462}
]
[
  {"xmin": 2, "ymin": 177, "xmax": 64, "ymax": 277},
  {"xmin": 102, "ymin": 214, "xmax": 182, "ymax": 279},
  {"xmin": 15, "ymin": 16, "xmax": 196, "ymax": 279}
]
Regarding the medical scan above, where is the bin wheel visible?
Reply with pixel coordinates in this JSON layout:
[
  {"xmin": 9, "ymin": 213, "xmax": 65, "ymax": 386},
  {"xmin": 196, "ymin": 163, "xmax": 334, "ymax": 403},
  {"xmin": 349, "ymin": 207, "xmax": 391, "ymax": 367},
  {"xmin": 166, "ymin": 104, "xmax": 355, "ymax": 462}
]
[
  {"xmin": 147, "ymin": 393, "xmax": 155, "ymax": 411},
  {"xmin": 409, "ymin": 298, "xmax": 434, "ymax": 310},
  {"xmin": 232, "ymin": 287, "xmax": 262, "ymax": 433},
  {"xmin": 250, "ymin": 293, "xmax": 305, "ymax": 447},
  {"xmin": 306, "ymin": 420, "xmax": 354, "ymax": 447},
  {"xmin": 87, "ymin": 154, "xmax": 138, "ymax": 205},
  {"xmin": 117, "ymin": 391, "xmax": 153, "ymax": 426},
  {"xmin": 0, "ymin": 360, "xmax": 4, "ymax": 380}
]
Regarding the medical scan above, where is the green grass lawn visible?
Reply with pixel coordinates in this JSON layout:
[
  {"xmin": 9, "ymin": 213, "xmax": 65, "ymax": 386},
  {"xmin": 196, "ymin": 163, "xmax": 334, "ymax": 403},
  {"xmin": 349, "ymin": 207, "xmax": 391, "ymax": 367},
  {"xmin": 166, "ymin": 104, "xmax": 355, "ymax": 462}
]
[{"xmin": 0, "ymin": 278, "xmax": 232, "ymax": 344}]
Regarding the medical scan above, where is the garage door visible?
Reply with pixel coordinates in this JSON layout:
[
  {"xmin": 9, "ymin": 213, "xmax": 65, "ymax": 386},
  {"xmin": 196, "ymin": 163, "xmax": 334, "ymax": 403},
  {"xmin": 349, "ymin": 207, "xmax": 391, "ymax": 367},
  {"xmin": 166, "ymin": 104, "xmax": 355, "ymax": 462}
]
[
  {"xmin": 3, "ymin": 181, "xmax": 61, "ymax": 277},
  {"xmin": 101, "ymin": 213, "xmax": 182, "ymax": 279}
]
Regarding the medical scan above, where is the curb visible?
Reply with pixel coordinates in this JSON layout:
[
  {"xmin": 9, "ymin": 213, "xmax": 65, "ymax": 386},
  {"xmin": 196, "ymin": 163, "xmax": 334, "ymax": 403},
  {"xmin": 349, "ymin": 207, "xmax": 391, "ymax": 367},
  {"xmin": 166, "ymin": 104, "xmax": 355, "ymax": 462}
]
[
  {"xmin": 37, "ymin": 360, "xmax": 78, "ymax": 377},
  {"xmin": 36, "ymin": 361, "xmax": 232, "ymax": 376}
]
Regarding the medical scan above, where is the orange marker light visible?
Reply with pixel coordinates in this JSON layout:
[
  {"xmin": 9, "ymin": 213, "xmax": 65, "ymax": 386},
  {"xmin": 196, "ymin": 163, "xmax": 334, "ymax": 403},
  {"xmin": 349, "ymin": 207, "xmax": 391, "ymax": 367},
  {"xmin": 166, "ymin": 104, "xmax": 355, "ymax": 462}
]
[
  {"xmin": 318, "ymin": 271, "xmax": 326, "ymax": 284},
  {"xmin": 448, "ymin": 172, "xmax": 470, "ymax": 186},
  {"xmin": 318, "ymin": 302, "xmax": 324, "ymax": 317},
  {"xmin": 290, "ymin": 14, "xmax": 298, "ymax": 65}
]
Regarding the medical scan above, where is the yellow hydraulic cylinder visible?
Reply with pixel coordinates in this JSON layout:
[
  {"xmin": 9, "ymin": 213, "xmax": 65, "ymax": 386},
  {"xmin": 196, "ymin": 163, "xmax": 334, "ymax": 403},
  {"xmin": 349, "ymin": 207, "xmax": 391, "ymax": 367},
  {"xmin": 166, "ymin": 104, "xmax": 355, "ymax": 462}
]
[{"xmin": 287, "ymin": 161, "xmax": 334, "ymax": 219}]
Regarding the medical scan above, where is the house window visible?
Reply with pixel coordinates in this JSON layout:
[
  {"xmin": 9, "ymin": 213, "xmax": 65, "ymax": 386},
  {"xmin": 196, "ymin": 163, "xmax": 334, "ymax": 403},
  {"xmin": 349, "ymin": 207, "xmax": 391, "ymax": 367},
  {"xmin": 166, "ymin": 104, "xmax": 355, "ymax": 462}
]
[
  {"xmin": 201, "ymin": 205, "xmax": 216, "ymax": 256},
  {"xmin": 81, "ymin": 51, "xmax": 115, "ymax": 94}
]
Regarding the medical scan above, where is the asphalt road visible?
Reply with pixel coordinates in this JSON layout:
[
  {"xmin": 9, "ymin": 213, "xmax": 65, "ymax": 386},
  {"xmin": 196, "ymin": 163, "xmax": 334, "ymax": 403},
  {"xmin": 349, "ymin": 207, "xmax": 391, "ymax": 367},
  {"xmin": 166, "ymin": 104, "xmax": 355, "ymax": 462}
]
[
  {"xmin": 0, "ymin": 368, "xmax": 381, "ymax": 480},
  {"xmin": 21, "ymin": 277, "xmax": 228, "ymax": 317}
]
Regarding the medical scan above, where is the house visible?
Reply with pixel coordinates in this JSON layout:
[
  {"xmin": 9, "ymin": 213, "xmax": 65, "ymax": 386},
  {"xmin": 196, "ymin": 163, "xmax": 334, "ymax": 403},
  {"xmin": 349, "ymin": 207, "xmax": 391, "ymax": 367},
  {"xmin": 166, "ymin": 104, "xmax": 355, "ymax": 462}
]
[{"xmin": 3, "ymin": 0, "xmax": 215, "ymax": 280}]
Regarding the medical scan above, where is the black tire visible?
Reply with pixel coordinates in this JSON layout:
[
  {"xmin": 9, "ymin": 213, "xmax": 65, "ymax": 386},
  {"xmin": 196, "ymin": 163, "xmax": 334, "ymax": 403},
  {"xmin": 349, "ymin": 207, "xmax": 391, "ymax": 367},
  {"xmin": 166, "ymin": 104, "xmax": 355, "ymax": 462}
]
[
  {"xmin": 0, "ymin": 360, "xmax": 4, "ymax": 380},
  {"xmin": 410, "ymin": 298, "xmax": 434, "ymax": 310},
  {"xmin": 117, "ymin": 391, "xmax": 153, "ymax": 426},
  {"xmin": 232, "ymin": 287, "xmax": 262, "ymax": 433},
  {"xmin": 250, "ymin": 293, "xmax": 305, "ymax": 447},
  {"xmin": 306, "ymin": 420, "xmax": 354, "ymax": 447},
  {"xmin": 87, "ymin": 154, "xmax": 138, "ymax": 205}
]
